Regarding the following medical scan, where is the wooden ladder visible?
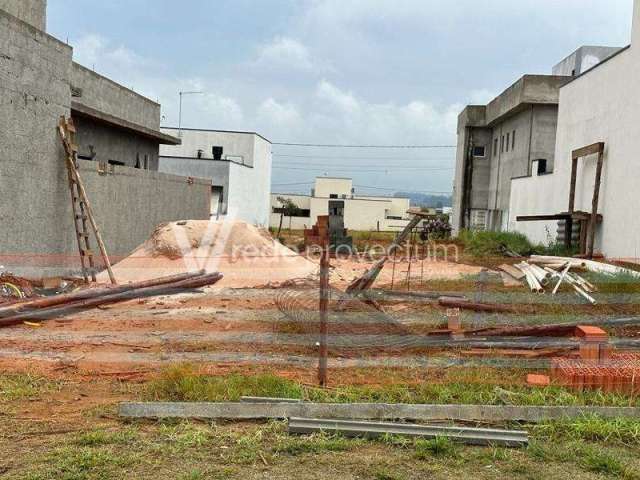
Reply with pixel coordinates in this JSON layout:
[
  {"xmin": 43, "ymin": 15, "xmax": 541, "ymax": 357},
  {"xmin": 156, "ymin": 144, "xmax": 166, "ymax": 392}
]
[{"xmin": 58, "ymin": 116, "xmax": 117, "ymax": 284}]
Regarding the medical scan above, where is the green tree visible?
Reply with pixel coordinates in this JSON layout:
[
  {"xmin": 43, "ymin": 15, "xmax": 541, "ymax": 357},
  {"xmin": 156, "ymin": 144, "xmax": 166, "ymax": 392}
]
[{"xmin": 276, "ymin": 197, "xmax": 302, "ymax": 237}]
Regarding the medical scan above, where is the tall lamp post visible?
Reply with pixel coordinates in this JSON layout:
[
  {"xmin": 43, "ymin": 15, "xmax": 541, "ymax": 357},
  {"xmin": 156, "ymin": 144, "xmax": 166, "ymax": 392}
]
[{"xmin": 178, "ymin": 91, "xmax": 204, "ymax": 137}]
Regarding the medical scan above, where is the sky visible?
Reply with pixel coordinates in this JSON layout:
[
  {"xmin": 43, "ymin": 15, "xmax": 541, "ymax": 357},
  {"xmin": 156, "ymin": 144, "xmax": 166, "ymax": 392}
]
[{"xmin": 47, "ymin": 0, "xmax": 634, "ymax": 196}]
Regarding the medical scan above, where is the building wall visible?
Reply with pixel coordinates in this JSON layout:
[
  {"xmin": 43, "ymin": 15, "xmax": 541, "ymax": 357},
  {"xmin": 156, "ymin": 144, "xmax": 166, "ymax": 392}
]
[
  {"xmin": 0, "ymin": 9, "xmax": 211, "ymax": 278},
  {"xmin": 1, "ymin": 162, "xmax": 210, "ymax": 278},
  {"xmin": 159, "ymin": 129, "xmax": 273, "ymax": 227},
  {"xmin": 159, "ymin": 156, "xmax": 231, "ymax": 214},
  {"xmin": 73, "ymin": 115, "xmax": 160, "ymax": 170},
  {"xmin": 508, "ymin": 167, "xmax": 558, "ymax": 245},
  {"xmin": 0, "ymin": 8, "xmax": 73, "ymax": 270},
  {"xmin": 269, "ymin": 193, "xmax": 411, "ymax": 232},
  {"xmin": 71, "ymin": 63, "xmax": 160, "ymax": 131},
  {"xmin": 161, "ymin": 128, "xmax": 263, "ymax": 167},
  {"xmin": 314, "ymin": 178, "xmax": 353, "ymax": 197},
  {"xmin": 552, "ymin": 46, "xmax": 624, "ymax": 76},
  {"xmin": 509, "ymin": 0, "xmax": 640, "ymax": 258},
  {"xmin": 550, "ymin": 44, "xmax": 640, "ymax": 258},
  {"xmin": 226, "ymin": 135, "xmax": 272, "ymax": 226},
  {"xmin": 0, "ymin": 0, "xmax": 46, "ymax": 30}
]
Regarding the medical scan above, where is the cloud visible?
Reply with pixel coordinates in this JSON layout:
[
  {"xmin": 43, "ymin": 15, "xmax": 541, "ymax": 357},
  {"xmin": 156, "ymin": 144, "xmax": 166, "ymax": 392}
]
[
  {"xmin": 315, "ymin": 80, "xmax": 359, "ymax": 113},
  {"xmin": 251, "ymin": 36, "xmax": 315, "ymax": 72}
]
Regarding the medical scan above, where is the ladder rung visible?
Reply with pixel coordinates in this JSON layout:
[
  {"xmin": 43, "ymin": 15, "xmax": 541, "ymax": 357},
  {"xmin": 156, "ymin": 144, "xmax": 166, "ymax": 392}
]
[
  {"xmin": 78, "ymin": 232, "xmax": 89, "ymax": 238},
  {"xmin": 80, "ymin": 250, "xmax": 93, "ymax": 257},
  {"xmin": 75, "ymin": 214, "xmax": 88, "ymax": 220}
]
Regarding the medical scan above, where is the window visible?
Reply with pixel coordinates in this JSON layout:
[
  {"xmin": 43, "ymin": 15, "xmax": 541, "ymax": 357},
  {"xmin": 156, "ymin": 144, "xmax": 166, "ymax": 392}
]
[
  {"xmin": 472, "ymin": 146, "xmax": 486, "ymax": 157},
  {"xmin": 506, "ymin": 133, "xmax": 510, "ymax": 152},
  {"xmin": 512, "ymin": 130, "xmax": 516, "ymax": 150},
  {"xmin": 144, "ymin": 154, "xmax": 149, "ymax": 169},
  {"xmin": 329, "ymin": 194, "xmax": 339, "ymax": 199},
  {"xmin": 536, "ymin": 159, "xmax": 548, "ymax": 175},
  {"xmin": 494, "ymin": 138, "xmax": 498, "ymax": 157},
  {"xmin": 500, "ymin": 135, "xmax": 504, "ymax": 153},
  {"xmin": 272, "ymin": 207, "xmax": 311, "ymax": 218}
]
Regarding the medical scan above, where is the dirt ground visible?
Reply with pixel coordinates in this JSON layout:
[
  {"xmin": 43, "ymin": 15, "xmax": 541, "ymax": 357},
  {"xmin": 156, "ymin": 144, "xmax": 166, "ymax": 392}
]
[{"xmin": 3, "ymin": 251, "xmax": 640, "ymax": 478}]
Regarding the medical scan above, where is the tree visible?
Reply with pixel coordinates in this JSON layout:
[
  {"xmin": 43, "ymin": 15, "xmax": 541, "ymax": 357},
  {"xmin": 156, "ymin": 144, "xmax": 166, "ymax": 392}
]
[{"xmin": 276, "ymin": 197, "xmax": 302, "ymax": 237}]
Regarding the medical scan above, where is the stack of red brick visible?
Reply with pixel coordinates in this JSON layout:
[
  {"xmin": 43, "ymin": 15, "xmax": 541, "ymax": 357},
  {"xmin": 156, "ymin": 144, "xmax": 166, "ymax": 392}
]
[
  {"xmin": 551, "ymin": 354, "xmax": 640, "ymax": 394},
  {"xmin": 528, "ymin": 326, "xmax": 640, "ymax": 394},
  {"xmin": 304, "ymin": 216, "xmax": 329, "ymax": 246}
]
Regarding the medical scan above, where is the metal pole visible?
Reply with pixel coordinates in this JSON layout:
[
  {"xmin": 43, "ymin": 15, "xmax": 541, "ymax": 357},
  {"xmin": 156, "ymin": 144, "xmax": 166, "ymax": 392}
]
[
  {"xmin": 318, "ymin": 241, "xmax": 330, "ymax": 387},
  {"xmin": 178, "ymin": 91, "xmax": 204, "ymax": 138},
  {"xmin": 178, "ymin": 92, "xmax": 183, "ymax": 137}
]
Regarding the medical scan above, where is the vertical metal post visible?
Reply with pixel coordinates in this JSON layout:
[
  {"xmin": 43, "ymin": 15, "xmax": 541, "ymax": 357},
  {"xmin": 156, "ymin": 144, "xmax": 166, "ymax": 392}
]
[
  {"xmin": 178, "ymin": 92, "xmax": 183, "ymax": 137},
  {"xmin": 318, "ymin": 241, "xmax": 330, "ymax": 387},
  {"xmin": 473, "ymin": 269, "xmax": 487, "ymax": 327}
]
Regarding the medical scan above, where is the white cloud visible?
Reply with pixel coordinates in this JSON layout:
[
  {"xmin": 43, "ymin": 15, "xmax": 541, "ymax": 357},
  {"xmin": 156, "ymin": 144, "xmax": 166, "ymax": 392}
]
[
  {"xmin": 316, "ymin": 80, "xmax": 359, "ymax": 113},
  {"xmin": 258, "ymin": 98, "xmax": 301, "ymax": 126},
  {"xmin": 469, "ymin": 89, "xmax": 497, "ymax": 105},
  {"xmin": 252, "ymin": 36, "xmax": 315, "ymax": 72}
]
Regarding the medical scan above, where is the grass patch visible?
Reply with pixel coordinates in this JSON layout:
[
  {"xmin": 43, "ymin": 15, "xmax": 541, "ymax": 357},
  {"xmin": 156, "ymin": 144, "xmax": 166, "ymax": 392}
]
[
  {"xmin": 24, "ymin": 446, "xmax": 137, "ymax": 480},
  {"xmin": 145, "ymin": 365, "xmax": 640, "ymax": 407},
  {"xmin": 534, "ymin": 415, "xmax": 640, "ymax": 446},
  {"xmin": 414, "ymin": 436, "xmax": 458, "ymax": 459},
  {"xmin": 458, "ymin": 230, "xmax": 535, "ymax": 257},
  {"xmin": 0, "ymin": 374, "xmax": 60, "ymax": 401},
  {"xmin": 579, "ymin": 445, "xmax": 628, "ymax": 477},
  {"xmin": 73, "ymin": 428, "xmax": 138, "ymax": 446},
  {"xmin": 274, "ymin": 433, "xmax": 354, "ymax": 456},
  {"xmin": 146, "ymin": 365, "xmax": 303, "ymax": 402}
]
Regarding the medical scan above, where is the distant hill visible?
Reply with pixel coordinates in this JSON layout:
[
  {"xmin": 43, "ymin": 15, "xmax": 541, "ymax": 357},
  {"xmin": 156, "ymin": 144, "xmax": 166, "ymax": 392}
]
[{"xmin": 395, "ymin": 192, "xmax": 452, "ymax": 208}]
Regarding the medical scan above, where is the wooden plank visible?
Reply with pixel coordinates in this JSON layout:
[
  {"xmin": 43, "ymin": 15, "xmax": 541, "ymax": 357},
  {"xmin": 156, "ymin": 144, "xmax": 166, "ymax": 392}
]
[
  {"xmin": 572, "ymin": 142, "xmax": 605, "ymax": 159},
  {"xmin": 516, "ymin": 214, "xmax": 571, "ymax": 222},
  {"xmin": 588, "ymin": 149, "xmax": 605, "ymax": 258},
  {"xmin": 498, "ymin": 264, "xmax": 526, "ymax": 281},
  {"xmin": 568, "ymin": 157, "xmax": 579, "ymax": 213}
]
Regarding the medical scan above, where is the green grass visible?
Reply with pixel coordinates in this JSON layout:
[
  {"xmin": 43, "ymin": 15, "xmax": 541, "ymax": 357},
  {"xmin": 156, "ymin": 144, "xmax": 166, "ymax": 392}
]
[
  {"xmin": 274, "ymin": 433, "xmax": 354, "ymax": 456},
  {"xmin": 24, "ymin": 446, "xmax": 138, "ymax": 480},
  {"xmin": 414, "ymin": 437, "xmax": 458, "ymax": 459},
  {"xmin": 0, "ymin": 374, "xmax": 61, "ymax": 401},
  {"xmin": 73, "ymin": 428, "xmax": 139, "ymax": 447},
  {"xmin": 457, "ymin": 229, "xmax": 578, "ymax": 258},
  {"xmin": 458, "ymin": 229, "xmax": 535, "ymax": 257},
  {"xmin": 6, "ymin": 412, "xmax": 640, "ymax": 480},
  {"xmin": 144, "ymin": 365, "xmax": 640, "ymax": 408},
  {"xmin": 534, "ymin": 415, "xmax": 640, "ymax": 446}
]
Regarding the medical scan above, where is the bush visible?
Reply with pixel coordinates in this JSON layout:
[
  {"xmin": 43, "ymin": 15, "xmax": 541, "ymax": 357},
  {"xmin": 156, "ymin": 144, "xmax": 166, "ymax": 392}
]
[{"xmin": 458, "ymin": 229, "xmax": 534, "ymax": 257}]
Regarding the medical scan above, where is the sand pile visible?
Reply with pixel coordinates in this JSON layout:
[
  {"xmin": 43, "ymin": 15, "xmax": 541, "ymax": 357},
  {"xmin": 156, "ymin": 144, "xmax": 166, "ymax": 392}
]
[{"xmin": 99, "ymin": 220, "xmax": 318, "ymax": 288}]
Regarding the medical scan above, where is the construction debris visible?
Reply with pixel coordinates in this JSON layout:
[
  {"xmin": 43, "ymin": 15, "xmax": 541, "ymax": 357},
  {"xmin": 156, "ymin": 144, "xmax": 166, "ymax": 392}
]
[
  {"xmin": 438, "ymin": 297, "xmax": 522, "ymax": 314},
  {"xmin": 288, "ymin": 417, "xmax": 529, "ymax": 447},
  {"xmin": 0, "ymin": 270, "xmax": 222, "ymax": 328}
]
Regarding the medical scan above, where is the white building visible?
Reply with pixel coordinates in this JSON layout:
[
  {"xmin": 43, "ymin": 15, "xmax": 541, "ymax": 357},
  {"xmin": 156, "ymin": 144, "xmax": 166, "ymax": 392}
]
[
  {"xmin": 509, "ymin": 0, "xmax": 640, "ymax": 260},
  {"xmin": 159, "ymin": 128, "xmax": 272, "ymax": 227},
  {"xmin": 271, "ymin": 177, "xmax": 412, "ymax": 232}
]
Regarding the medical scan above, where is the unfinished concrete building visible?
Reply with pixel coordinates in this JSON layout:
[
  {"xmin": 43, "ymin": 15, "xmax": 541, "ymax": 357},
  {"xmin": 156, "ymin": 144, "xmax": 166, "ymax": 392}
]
[
  {"xmin": 452, "ymin": 46, "xmax": 622, "ymax": 236},
  {"xmin": 452, "ymin": 75, "xmax": 570, "ymax": 234},
  {"xmin": 510, "ymin": 0, "xmax": 640, "ymax": 260},
  {"xmin": 0, "ymin": 0, "xmax": 211, "ymax": 277}
]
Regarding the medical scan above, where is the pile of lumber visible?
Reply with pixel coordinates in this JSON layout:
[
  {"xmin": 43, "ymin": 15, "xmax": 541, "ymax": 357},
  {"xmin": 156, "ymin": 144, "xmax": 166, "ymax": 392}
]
[
  {"xmin": 0, "ymin": 270, "xmax": 223, "ymax": 328},
  {"xmin": 500, "ymin": 258, "xmax": 603, "ymax": 305}
]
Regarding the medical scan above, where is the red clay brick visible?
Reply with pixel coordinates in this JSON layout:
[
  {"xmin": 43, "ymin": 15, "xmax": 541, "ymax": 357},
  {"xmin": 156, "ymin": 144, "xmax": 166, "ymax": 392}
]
[{"xmin": 527, "ymin": 374, "xmax": 551, "ymax": 387}]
